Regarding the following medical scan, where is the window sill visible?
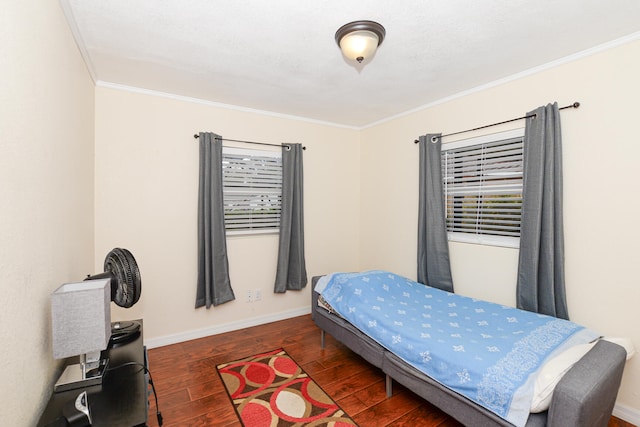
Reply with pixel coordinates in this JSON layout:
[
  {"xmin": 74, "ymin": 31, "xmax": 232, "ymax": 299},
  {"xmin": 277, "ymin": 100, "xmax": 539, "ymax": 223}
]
[
  {"xmin": 447, "ymin": 233, "xmax": 519, "ymax": 249},
  {"xmin": 226, "ymin": 229, "xmax": 279, "ymax": 237}
]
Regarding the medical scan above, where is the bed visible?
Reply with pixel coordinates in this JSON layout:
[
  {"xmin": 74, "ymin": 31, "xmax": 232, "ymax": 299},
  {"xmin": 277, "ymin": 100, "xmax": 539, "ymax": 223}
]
[{"xmin": 311, "ymin": 271, "xmax": 627, "ymax": 427}]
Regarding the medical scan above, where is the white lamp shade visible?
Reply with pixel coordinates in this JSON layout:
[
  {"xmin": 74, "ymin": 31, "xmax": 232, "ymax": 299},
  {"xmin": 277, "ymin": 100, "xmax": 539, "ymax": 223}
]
[
  {"xmin": 51, "ymin": 278, "xmax": 111, "ymax": 359},
  {"xmin": 339, "ymin": 30, "xmax": 380, "ymax": 61}
]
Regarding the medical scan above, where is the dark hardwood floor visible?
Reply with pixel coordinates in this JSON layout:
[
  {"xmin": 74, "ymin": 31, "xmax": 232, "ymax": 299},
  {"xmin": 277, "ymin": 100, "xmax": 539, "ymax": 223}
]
[{"xmin": 145, "ymin": 314, "xmax": 634, "ymax": 427}]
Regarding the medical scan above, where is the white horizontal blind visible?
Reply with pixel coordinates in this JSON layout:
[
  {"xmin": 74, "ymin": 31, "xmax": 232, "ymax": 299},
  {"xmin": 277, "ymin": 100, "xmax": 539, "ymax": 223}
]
[
  {"xmin": 441, "ymin": 129, "xmax": 524, "ymax": 247},
  {"xmin": 222, "ymin": 147, "xmax": 282, "ymax": 235}
]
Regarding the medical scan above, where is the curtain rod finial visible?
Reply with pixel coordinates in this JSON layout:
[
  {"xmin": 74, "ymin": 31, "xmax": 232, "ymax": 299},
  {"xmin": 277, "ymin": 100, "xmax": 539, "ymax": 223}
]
[
  {"xmin": 572, "ymin": 102, "xmax": 580, "ymax": 108},
  {"xmin": 193, "ymin": 134, "xmax": 199, "ymax": 139}
]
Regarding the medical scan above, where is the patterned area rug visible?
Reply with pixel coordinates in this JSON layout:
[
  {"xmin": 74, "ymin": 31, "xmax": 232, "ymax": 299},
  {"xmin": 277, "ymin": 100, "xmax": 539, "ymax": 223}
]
[{"xmin": 217, "ymin": 348, "xmax": 358, "ymax": 427}]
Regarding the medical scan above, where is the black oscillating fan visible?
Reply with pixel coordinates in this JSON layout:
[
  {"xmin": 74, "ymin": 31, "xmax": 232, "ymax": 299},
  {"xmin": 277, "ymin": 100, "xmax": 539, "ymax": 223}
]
[
  {"xmin": 86, "ymin": 248, "xmax": 142, "ymax": 344},
  {"xmin": 87, "ymin": 247, "xmax": 141, "ymax": 308}
]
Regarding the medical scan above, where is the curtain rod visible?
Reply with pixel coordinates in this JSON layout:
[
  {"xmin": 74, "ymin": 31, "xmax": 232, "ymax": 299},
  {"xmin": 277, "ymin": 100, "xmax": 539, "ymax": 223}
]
[
  {"xmin": 193, "ymin": 134, "xmax": 306, "ymax": 150},
  {"xmin": 413, "ymin": 102, "xmax": 580, "ymax": 144}
]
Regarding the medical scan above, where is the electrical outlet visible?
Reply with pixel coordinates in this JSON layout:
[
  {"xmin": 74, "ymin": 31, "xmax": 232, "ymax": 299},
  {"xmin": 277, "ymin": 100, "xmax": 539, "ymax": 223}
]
[
  {"xmin": 246, "ymin": 289, "xmax": 253, "ymax": 303},
  {"xmin": 255, "ymin": 289, "xmax": 262, "ymax": 301}
]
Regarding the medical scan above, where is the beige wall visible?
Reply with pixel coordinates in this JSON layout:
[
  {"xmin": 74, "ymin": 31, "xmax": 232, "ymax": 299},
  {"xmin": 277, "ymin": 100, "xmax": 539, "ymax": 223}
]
[
  {"xmin": 94, "ymin": 87, "xmax": 362, "ymax": 342},
  {"xmin": 360, "ymin": 40, "xmax": 640, "ymax": 416},
  {"xmin": 0, "ymin": 1, "xmax": 95, "ymax": 425}
]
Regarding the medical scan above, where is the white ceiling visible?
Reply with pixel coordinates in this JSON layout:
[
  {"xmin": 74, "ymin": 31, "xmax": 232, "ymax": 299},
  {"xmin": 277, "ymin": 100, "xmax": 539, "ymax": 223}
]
[{"xmin": 61, "ymin": 0, "xmax": 640, "ymax": 128}]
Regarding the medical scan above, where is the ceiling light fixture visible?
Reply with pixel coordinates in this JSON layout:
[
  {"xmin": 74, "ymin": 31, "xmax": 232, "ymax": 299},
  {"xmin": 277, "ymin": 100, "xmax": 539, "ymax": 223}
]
[{"xmin": 335, "ymin": 20, "xmax": 386, "ymax": 64}]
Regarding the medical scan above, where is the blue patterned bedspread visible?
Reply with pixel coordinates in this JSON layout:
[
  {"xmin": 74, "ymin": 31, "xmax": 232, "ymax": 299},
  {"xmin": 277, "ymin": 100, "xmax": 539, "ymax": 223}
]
[{"xmin": 317, "ymin": 271, "xmax": 599, "ymax": 427}]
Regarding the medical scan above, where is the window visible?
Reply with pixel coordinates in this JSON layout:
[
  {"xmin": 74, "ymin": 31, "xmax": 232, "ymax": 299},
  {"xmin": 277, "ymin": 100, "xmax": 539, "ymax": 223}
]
[
  {"xmin": 441, "ymin": 129, "xmax": 524, "ymax": 248},
  {"xmin": 222, "ymin": 147, "xmax": 282, "ymax": 235}
]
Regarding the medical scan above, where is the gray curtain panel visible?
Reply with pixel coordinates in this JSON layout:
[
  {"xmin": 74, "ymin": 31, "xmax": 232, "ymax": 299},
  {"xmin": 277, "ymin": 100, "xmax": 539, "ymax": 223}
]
[
  {"xmin": 274, "ymin": 143, "xmax": 308, "ymax": 292},
  {"xmin": 516, "ymin": 103, "xmax": 569, "ymax": 319},
  {"xmin": 195, "ymin": 132, "xmax": 235, "ymax": 308},
  {"xmin": 417, "ymin": 134, "xmax": 454, "ymax": 292}
]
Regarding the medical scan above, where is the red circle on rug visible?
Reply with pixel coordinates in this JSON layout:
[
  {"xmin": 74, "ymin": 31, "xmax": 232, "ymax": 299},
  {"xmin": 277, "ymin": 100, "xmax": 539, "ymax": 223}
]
[
  {"xmin": 241, "ymin": 401, "xmax": 274, "ymax": 427},
  {"xmin": 273, "ymin": 356, "xmax": 298, "ymax": 375},
  {"xmin": 245, "ymin": 363, "xmax": 274, "ymax": 385}
]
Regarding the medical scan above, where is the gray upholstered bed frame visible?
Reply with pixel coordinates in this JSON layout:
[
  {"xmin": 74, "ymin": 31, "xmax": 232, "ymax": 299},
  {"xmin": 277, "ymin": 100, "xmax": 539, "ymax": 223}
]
[{"xmin": 311, "ymin": 276, "xmax": 626, "ymax": 427}]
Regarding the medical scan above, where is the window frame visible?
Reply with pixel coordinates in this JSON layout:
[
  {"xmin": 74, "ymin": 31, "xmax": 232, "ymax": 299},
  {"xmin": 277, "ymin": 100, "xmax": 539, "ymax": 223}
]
[
  {"xmin": 441, "ymin": 128, "xmax": 524, "ymax": 249},
  {"xmin": 222, "ymin": 146, "xmax": 283, "ymax": 236}
]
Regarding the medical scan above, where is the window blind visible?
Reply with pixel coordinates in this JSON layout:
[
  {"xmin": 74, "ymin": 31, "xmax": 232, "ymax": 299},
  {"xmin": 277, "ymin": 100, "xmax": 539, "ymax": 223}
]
[
  {"xmin": 222, "ymin": 148, "xmax": 282, "ymax": 234},
  {"xmin": 442, "ymin": 134, "xmax": 523, "ymax": 245}
]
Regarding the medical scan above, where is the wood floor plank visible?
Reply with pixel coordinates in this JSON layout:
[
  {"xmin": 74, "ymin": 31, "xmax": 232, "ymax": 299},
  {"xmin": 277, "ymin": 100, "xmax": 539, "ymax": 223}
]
[
  {"xmin": 319, "ymin": 366, "xmax": 386, "ymax": 401},
  {"xmin": 353, "ymin": 380, "xmax": 392, "ymax": 407},
  {"xmin": 387, "ymin": 402, "xmax": 460, "ymax": 427},
  {"xmin": 352, "ymin": 391, "xmax": 424, "ymax": 427},
  {"xmin": 145, "ymin": 314, "xmax": 636, "ymax": 427},
  {"xmin": 306, "ymin": 357, "xmax": 374, "ymax": 385},
  {"xmin": 336, "ymin": 394, "xmax": 370, "ymax": 416}
]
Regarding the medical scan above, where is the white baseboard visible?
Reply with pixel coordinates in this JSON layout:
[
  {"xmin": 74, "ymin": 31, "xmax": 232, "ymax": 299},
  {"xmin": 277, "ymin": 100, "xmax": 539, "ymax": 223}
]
[
  {"xmin": 613, "ymin": 402, "xmax": 640, "ymax": 426},
  {"xmin": 144, "ymin": 306, "xmax": 311, "ymax": 349}
]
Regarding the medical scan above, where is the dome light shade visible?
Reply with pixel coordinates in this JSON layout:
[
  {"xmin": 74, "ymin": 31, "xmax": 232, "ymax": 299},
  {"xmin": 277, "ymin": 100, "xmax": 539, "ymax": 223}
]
[{"xmin": 335, "ymin": 21, "xmax": 385, "ymax": 63}]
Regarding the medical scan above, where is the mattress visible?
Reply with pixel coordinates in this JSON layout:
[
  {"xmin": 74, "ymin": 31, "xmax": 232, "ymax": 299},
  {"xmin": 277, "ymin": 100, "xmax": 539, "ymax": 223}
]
[{"xmin": 315, "ymin": 271, "xmax": 600, "ymax": 427}]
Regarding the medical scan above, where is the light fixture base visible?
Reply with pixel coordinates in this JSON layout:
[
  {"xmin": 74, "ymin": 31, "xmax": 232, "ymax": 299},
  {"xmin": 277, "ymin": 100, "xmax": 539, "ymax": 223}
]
[
  {"xmin": 54, "ymin": 357, "xmax": 109, "ymax": 392},
  {"xmin": 335, "ymin": 20, "xmax": 386, "ymax": 47}
]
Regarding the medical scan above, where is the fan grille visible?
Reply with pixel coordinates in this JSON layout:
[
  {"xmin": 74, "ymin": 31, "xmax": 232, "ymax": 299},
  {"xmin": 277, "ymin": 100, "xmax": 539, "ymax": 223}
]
[{"xmin": 104, "ymin": 248, "xmax": 141, "ymax": 308}]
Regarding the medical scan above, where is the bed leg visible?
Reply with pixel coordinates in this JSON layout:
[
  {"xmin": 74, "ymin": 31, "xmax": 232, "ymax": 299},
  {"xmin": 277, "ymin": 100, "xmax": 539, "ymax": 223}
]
[
  {"xmin": 385, "ymin": 374, "xmax": 393, "ymax": 397},
  {"xmin": 320, "ymin": 330, "xmax": 325, "ymax": 349}
]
